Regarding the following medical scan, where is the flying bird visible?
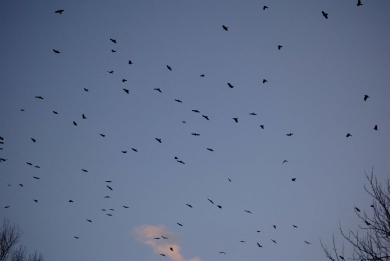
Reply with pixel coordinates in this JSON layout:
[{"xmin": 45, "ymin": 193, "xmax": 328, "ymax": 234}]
[
  {"xmin": 219, "ymin": 252, "xmax": 226, "ymax": 254},
  {"xmin": 191, "ymin": 133, "xmax": 200, "ymax": 136},
  {"xmin": 222, "ymin": 25, "xmax": 228, "ymax": 31},
  {"xmin": 177, "ymin": 223, "xmax": 183, "ymax": 226},
  {"xmin": 107, "ymin": 71, "xmax": 114, "ymax": 74},
  {"xmin": 167, "ymin": 65, "xmax": 172, "ymax": 71},
  {"xmin": 374, "ymin": 125, "xmax": 378, "ymax": 130},
  {"xmin": 122, "ymin": 79, "xmax": 127, "ymax": 82},
  {"xmin": 305, "ymin": 241, "xmax": 311, "ymax": 244},
  {"xmin": 186, "ymin": 204, "xmax": 193, "ymax": 208},
  {"xmin": 73, "ymin": 121, "xmax": 77, "ymax": 126},
  {"xmin": 207, "ymin": 148, "xmax": 213, "ymax": 152},
  {"xmin": 129, "ymin": 60, "xmax": 133, "ymax": 64},
  {"xmin": 55, "ymin": 10, "xmax": 64, "ymax": 14},
  {"xmin": 322, "ymin": 11, "xmax": 328, "ymax": 19},
  {"xmin": 81, "ymin": 169, "xmax": 88, "ymax": 172},
  {"xmin": 192, "ymin": 110, "xmax": 200, "ymax": 113},
  {"xmin": 82, "ymin": 114, "xmax": 87, "ymax": 119},
  {"xmin": 240, "ymin": 241, "xmax": 245, "ymax": 243},
  {"xmin": 227, "ymin": 83, "xmax": 234, "ymax": 88},
  {"xmin": 35, "ymin": 96, "xmax": 44, "ymax": 99},
  {"xmin": 263, "ymin": 79, "xmax": 268, "ymax": 84},
  {"xmin": 292, "ymin": 178, "xmax": 296, "ymax": 182},
  {"xmin": 154, "ymin": 88, "xmax": 162, "ymax": 93},
  {"xmin": 257, "ymin": 243, "xmax": 263, "ymax": 247},
  {"xmin": 132, "ymin": 148, "xmax": 138, "ymax": 152},
  {"xmin": 104, "ymin": 196, "xmax": 110, "ymax": 198},
  {"xmin": 27, "ymin": 162, "xmax": 33, "ymax": 165},
  {"xmin": 74, "ymin": 236, "xmax": 79, "ymax": 239},
  {"xmin": 293, "ymin": 225, "xmax": 298, "ymax": 228},
  {"xmin": 244, "ymin": 210, "xmax": 252, "ymax": 214},
  {"xmin": 106, "ymin": 214, "xmax": 112, "ymax": 216},
  {"xmin": 155, "ymin": 138, "xmax": 162, "ymax": 143},
  {"xmin": 271, "ymin": 239, "xmax": 277, "ymax": 244},
  {"xmin": 111, "ymin": 50, "xmax": 116, "ymax": 53},
  {"xmin": 0, "ymin": 158, "xmax": 7, "ymax": 162},
  {"xmin": 217, "ymin": 205, "xmax": 222, "ymax": 209},
  {"xmin": 107, "ymin": 185, "xmax": 113, "ymax": 191},
  {"xmin": 174, "ymin": 99, "xmax": 182, "ymax": 103},
  {"xmin": 160, "ymin": 254, "xmax": 166, "ymax": 256},
  {"xmin": 123, "ymin": 89, "xmax": 129, "ymax": 94},
  {"xmin": 202, "ymin": 115, "xmax": 209, "ymax": 120},
  {"xmin": 355, "ymin": 207, "xmax": 360, "ymax": 212},
  {"xmin": 357, "ymin": 0, "xmax": 362, "ymax": 6},
  {"xmin": 100, "ymin": 134, "xmax": 105, "ymax": 137},
  {"xmin": 4, "ymin": 206, "xmax": 10, "ymax": 209},
  {"xmin": 105, "ymin": 181, "xmax": 112, "ymax": 183},
  {"xmin": 69, "ymin": 200, "xmax": 73, "ymax": 203},
  {"xmin": 84, "ymin": 88, "xmax": 88, "ymax": 92},
  {"xmin": 86, "ymin": 219, "xmax": 92, "ymax": 223},
  {"xmin": 19, "ymin": 184, "xmax": 23, "ymax": 187},
  {"xmin": 260, "ymin": 125, "xmax": 264, "ymax": 129},
  {"xmin": 122, "ymin": 151, "xmax": 127, "ymax": 153},
  {"xmin": 53, "ymin": 49, "xmax": 60, "ymax": 53},
  {"xmin": 208, "ymin": 199, "xmax": 214, "ymax": 204},
  {"xmin": 110, "ymin": 38, "xmax": 117, "ymax": 43},
  {"xmin": 233, "ymin": 118, "xmax": 238, "ymax": 123},
  {"xmin": 286, "ymin": 133, "xmax": 293, "ymax": 136},
  {"xmin": 123, "ymin": 206, "xmax": 129, "ymax": 208},
  {"xmin": 228, "ymin": 178, "xmax": 231, "ymax": 182},
  {"xmin": 249, "ymin": 113, "xmax": 257, "ymax": 115},
  {"xmin": 200, "ymin": 74, "xmax": 205, "ymax": 77},
  {"xmin": 53, "ymin": 111, "xmax": 58, "ymax": 114},
  {"xmin": 364, "ymin": 95, "xmax": 370, "ymax": 101},
  {"xmin": 282, "ymin": 160, "xmax": 288, "ymax": 164},
  {"xmin": 31, "ymin": 138, "xmax": 36, "ymax": 142},
  {"xmin": 263, "ymin": 6, "xmax": 268, "ymax": 10},
  {"xmin": 278, "ymin": 45, "xmax": 283, "ymax": 50},
  {"xmin": 170, "ymin": 247, "xmax": 173, "ymax": 251},
  {"xmin": 346, "ymin": 133, "xmax": 352, "ymax": 137},
  {"xmin": 34, "ymin": 200, "xmax": 38, "ymax": 202},
  {"xmin": 33, "ymin": 176, "xmax": 40, "ymax": 180}
]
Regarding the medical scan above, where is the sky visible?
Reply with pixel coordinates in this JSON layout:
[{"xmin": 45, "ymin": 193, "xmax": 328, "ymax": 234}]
[{"xmin": 0, "ymin": 1, "xmax": 390, "ymax": 260}]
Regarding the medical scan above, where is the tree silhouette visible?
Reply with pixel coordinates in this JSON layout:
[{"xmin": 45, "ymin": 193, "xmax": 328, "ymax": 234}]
[{"xmin": 321, "ymin": 170, "xmax": 390, "ymax": 261}]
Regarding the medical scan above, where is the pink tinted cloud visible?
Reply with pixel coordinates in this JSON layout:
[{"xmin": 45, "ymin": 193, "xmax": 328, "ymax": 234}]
[{"xmin": 134, "ymin": 225, "xmax": 201, "ymax": 261}]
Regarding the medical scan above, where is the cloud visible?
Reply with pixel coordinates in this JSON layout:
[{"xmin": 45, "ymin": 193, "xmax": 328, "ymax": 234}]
[{"xmin": 134, "ymin": 225, "xmax": 202, "ymax": 261}]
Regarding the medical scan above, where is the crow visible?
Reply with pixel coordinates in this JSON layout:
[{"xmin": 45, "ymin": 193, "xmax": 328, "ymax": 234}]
[
  {"xmin": 19, "ymin": 184, "xmax": 23, "ymax": 187},
  {"xmin": 110, "ymin": 38, "xmax": 117, "ymax": 43},
  {"xmin": 260, "ymin": 125, "xmax": 264, "ymax": 129},
  {"xmin": 170, "ymin": 247, "xmax": 173, "ymax": 251},
  {"xmin": 286, "ymin": 133, "xmax": 293, "ymax": 136},
  {"xmin": 4, "ymin": 206, "xmax": 10, "ymax": 208},
  {"xmin": 160, "ymin": 254, "xmax": 166, "ymax": 256},
  {"xmin": 208, "ymin": 199, "xmax": 214, "ymax": 204},
  {"xmin": 202, "ymin": 115, "xmax": 209, "ymax": 120},
  {"xmin": 177, "ymin": 223, "xmax": 183, "ymax": 226},
  {"xmin": 154, "ymin": 88, "xmax": 162, "ymax": 93},
  {"xmin": 191, "ymin": 133, "xmax": 200, "ymax": 136},
  {"xmin": 27, "ymin": 162, "xmax": 33, "ymax": 165},
  {"xmin": 217, "ymin": 205, "xmax": 222, "ymax": 209},
  {"xmin": 186, "ymin": 204, "xmax": 192, "ymax": 208},
  {"xmin": 111, "ymin": 50, "xmax": 116, "ymax": 53},
  {"xmin": 273, "ymin": 225, "xmax": 276, "ymax": 229},
  {"xmin": 271, "ymin": 239, "xmax": 277, "ymax": 244},
  {"xmin": 192, "ymin": 110, "xmax": 200, "ymax": 113},
  {"xmin": 53, "ymin": 49, "xmax": 60, "ymax": 53},
  {"xmin": 107, "ymin": 185, "xmax": 113, "ymax": 191},
  {"xmin": 55, "ymin": 10, "xmax": 64, "ymax": 14},
  {"xmin": 69, "ymin": 200, "xmax": 73, "ymax": 202},
  {"xmin": 161, "ymin": 236, "xmax": 168, "ymax": 239},
  {"xmin": 104, "ymin": 196, "xmax": 111, "ymax": 198},
  {"xmin": 240, "ymin": 241, "xmax": 245, "ymax": 243},
  {"xmin": 355, "ymin": 207, "xmax": 361, "ymax": 212},
  {"xmin": 34, "ymin": 199, "xmax": 38, "ymax": 202},
  {"xmin": 84, "ymin": 88, "xmax": 89, "ymax": 92},
  {"xmin": 263, "ymin": 79, "xmax": 268, "ymax": 84},
  {"xmin": 249, "ymin": 113, "xmax": 257, "ymax": 115},
  {"xmin": 322, "ymin": 11, "xmax": 328, "ymax": 19},
  {"xmin": 374, "ymin": 125, "xmax": 378, "ymax": 130},
  {"xmin": 207, "ymin": 148, "xmax": 214, "ymax": 152},
  {"xmin": 222, "ymin": 25, "xmax": 228, "ymax": 31},
  {"xmin": 82, "ymin": 114, "xmax": 87, "ymax": 119},
  {"xmin": 105, "ymin": 181, "xmax": 112, "ymax": 183},
  {"xmin": 364, "ymin": 95, "xmax": 370, "ymax": 101},
  {"xmin": 100, "ymin": 134, "xmax": 105, "ymax": 137},
  {"xmin": 346, "ymin": 133, "xmax": 352, "ymax": 137},
  {"xmin": 74, "ymin": 236, "xmax": 79, "ymax": 239},
  {"xmin": 200, "ymin": 74, "xmax": 205, "ymax": 77},
  {"xmin": 292, "ymin": 178, "xmax": 296, "ymax": 182},
  {"xmin": 233, "ymin": 118, "xmax": 238, "ymax": 123},
  {"xmin": 257, "ymin": 243, "xmax": 263, "ymax": 247},
  {"xmin": 122, "ymin": 79, "xmax": 127, "ymax": 82},
  {"xmin": 33, "ymin": 176, "xmax": 40, "ymax": 179},
  {"xmin": 82, "ymin": 169, "xmax": 88, "ymax": 172},
  {"xmin": 0, "ymin": 158, "xmax": 7, "ymax": 162},
  {"xmin": 245, "ymin": 210, "xmax": 252, "ymax": 214},
  {"xmin": 282, "ymin": 160, "xmax": 288, "ymax": 164},
  {"xmin": 129, "ymin": 60, "xmax": 133, "ymax": 64},
  {"xmin": 31, "ymin": 138, "xmax": 36, "ymax": 142},
  {"xmin": 123, "ymin": 89, "xmax": 129, "ymax": 94},
  {"xmin": 305, "ymin": 241, "xmax": 311, "ymax": 244},
  {"xmin": 175, "ymin": 99, "xmax": 182, "ymax": 103},
  {"xmin": 107, "ymin": 71, "xmax": 114, "ymax": 74},
  {"xmin": 123, "ymin": 206, "xmax": 129, "ymax": 208},
  {"xmin": 278, "ymin": 45, "xmax": 283, "ymax": 50},
  {"xmin": 167, "ymin": 65, "xmax": 172, "ymax": 71},
  {"xmin": 73, "ymin": 121, "xmax": 77, "ymax": 126},
  {"xmin": 155, "ymin": 138, "xmax": 162, "ymax": 143},
  {"xmin": 132, "ymin": 148, "xmax": 138, "ymax": 152},
  {"xmin": 219, "ymin": 252, "xmax": 226, "ymax": 254},
  {"xmin": 263, "ymin": 6, "xmax": 268, "ymax": 10},
  {"xmin": 357, "ymin": 0, "xmax": 362, "ymax": 6},
  {"xmin": 87, "ymin": 219, "xmax": 92, "ymax": 223},
  {"xmin": 365, "ymin": 221, "xmax": 371, "ymax": 226},
  {"xmin": 53, "ymin": 111, "xmax": 58, "ymax": 114},
  {"xmin": 227, "ymin": 83, "xmax": 234, "ymax": 88},
  {"xmin": 228, "ymin": 178, "xmax": 231, "ymax": 182},
  {"xmin": 107, "ymin": 214, "xmax": 112, "ymax": 216},
  {"xmin": 35, "ymin": 96, "xmax": 44, "ymax": 99},
  {"xmin": 293, "ymin": 225, "xmax": 298, "ymax": 228},
  {"xmin": 122, "ymin": 151, "xmax": 127, "ymax": 153}
]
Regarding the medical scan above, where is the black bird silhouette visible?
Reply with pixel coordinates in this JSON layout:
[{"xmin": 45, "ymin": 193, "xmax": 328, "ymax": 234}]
[
  {"xmin": 273, "ymin": 225, "xmax": 276, "ymax": 229},
  {"xmin": 53, "ymin": 111, "xmax": 58, "ymax": 114},
  {"xmin": 21, "ymin": 109, "xmax": 25, "ymax": 111},
  {"xmin": 263, "ymin": 6, "xmax": 268, "ymax": 10},
  {"xmin": 222, "ymin": 25, "xmax": 228, "ymax": 31},
  {"xmin": 154, "ymin": 88, "xmax": 162, "ymax": 93},
  {"xmin": 82, "ymin": 114, "xmax": 87, "ymax": 119},
  {"xmin": 110, "ymin": 38, "xmax": 117, "ymax": 43},
  {"xmin": 176, "ymin": 160, "xmax": 185, "ymax": 164},
  {"xmin": 105, "ymin": 181, "xmax": 112, "ymax": 183},
  {"xmin": 73, "ymin": 121, "xmax": 77, "ymax": 126},
  {"xmin": 322, "ymin": 11, "xmax": 328, "ymax": 19},
  {"xmin": 53, "ymin": 49, "xmax": 60, "ymax": 53},
  {"xmin": 82, "ymin": 169, "xmax": 88, "ymax": 172},
  {"xmin": 33, "ymin": 176, "xmax": 40, "ymax": 180},
  {"xmin": 278, "ymin": 45, "xmax": 283, "ymax": 50},
  {"xmin": 100, "ymin": 134, "xmax": 105, "ymax": 137},
  {"xmin": 34, "ymin": 199, "xmax": 38, "ymax": 202},
  {"xmin": 286, "ymin": 133, "xmax": 293, "ymax": 136},
  {"xmin": 339, "ymin": 256, "xmax": 345, "ymax": 260},
  {"xmin": 155, "ymin": 138, "xmax": 162, "ymax": 143},
  {"xmin": 364, "ymin": 95, "xmax": 370, "ymax": 101},
  {"xmin": 35, "ymin": 96, "xmax": 44, "ymax": 99},
  {"xmin": 170, "ymin": 247, "xmax": 173, "ymax": 251},
  {"xmin": 219, "ymin": 252, "xmax": 226, "ymax": 254},
  {"xmin": 228, "ymin": 178, "xmax": 231, "ymax": 182},
  {"xmin": 87, "ymin": 219, "xmax": 92, "ymax": 223},
  {"xmin": 69, "ymin": 200, "xmax": 73, "ymax": 202},
  {"xmin": 245, "ymin": 210, "xmax": 252, "ymax": 214},
  {"xmin": 129, "ymin": 60, "xmax": 133, "ymax": 64},
  {"xmin": 207, "ymin": 148, "xmax": 213, "ymax": 152},
  {"xmin": 167, "ymin": 65, "xmax": 172, "ymax": 71},
  {"xmin": 122, "ymin": 79, "xmax": 127, "ymax": 82},
  {"xmin": 293, "ymin": 225, "xmax": 298, "ymax": 228},
  {"xmin": 191, "ymin": 133, "xmax": 200, "ymax": 136},
  {"xmin": 263, "ymin": 79, "xmax": 268, "ymax": 84},
  {"xmin": 292, "ymin": 178, "xmax": 296, "ymax": 182},
  {"xmin": 355, "ymin": 207, "xmax": 361, "ymax": 212},
  {"xmin": 122, "ymin": 151, "xmax": 127, "ymax": 153},
  {"xmin": 186, "ymin": 204, "xmax": 192, "ymax": 208},
  {"xmin": 55, "ymin": 10, "xmax": 64, "ymax": 14},
  {"xmin": 233, "ymin": 118, "xmax": 238, "ymax": 123},
  {"xmin": 123, "ymin": 206, "xmax": 129, "ymax": 208},
  {"xmin": 31, "ymin": 138, "xmax": 36, "ymax": 142},
  {"xmin": 19, "ymin": 184, "xmax": 23, "ymax": 187},
  {"xmin": 4, "ymin": 206, "xmax": 10, "ymax": 209},
  {"xmin": 282, "ymin": 160, "xmax": 288, "ymax": 164},
  {"xmin": 34, "ymin": 165, "xmax": 40, "ymax": 168},
  {"xmin": 84, "ymin": 88, "xmax": 88, "ymax": 92},
  {"xmin": 177, "ymin": 223, "xmax": 183, "ymax": 226},
  {"xmin": 123, "ymin": 88, "xmax": 129, "ymax": 94},
  {"xmin": 374, "ymin": 125, "xmax": 378, "ymax": 130},
  {"xmin": 174, "ymin": 99, "xmax": 182, "ymax": 103},
  {"xmin": 305, "ymin": 241, "xmax": 311, "ymax": 244},
  {"xmin": 200, "ymin": 74, "xmax": 205, "ymax": 77},
  {"xmin": 257, "ymin": 243, "xmax": 263, "ymax": 247},
  {"xmin": 217, "ymin": 205, "xmax": 222, "ymax": 209},
  {"xmin": 271, "ymin": 239, "xmax": 277, "ymax": 244},
  {"xmin": 107, "ymin": 71, "xmax": 114, "ymax": 74},
  {"xmin": 208, "ymin": 199, "xmax": 214, "ymax": 204},
  {"xmin": 260, "ymin": 125, "xmax": 264, "ymax": 129},
  {"xmin": 0, "ymin": 158, "xmax": 7, "ymax": 162},
  {"xmin": 106, "ymin": 214, "xmax": 112, "ymax": 216},
  {"xmin": 107, "ymin": 185, "xmax": 113, "ymax": 191},
  {"xmin": 346, "ymin": 133, "xmax": 352, "ymax": 137},
  {"xmin": 132, "ymin": 148, "xmax": 138, "ymax": 152},
  {"xmin": 249, "ymin": 113, "xmax": 257, "ymax": 115},
  {"xmin": 74, "ymin": 236, "xmax": 79, "ymax": 239},
  {"xmin": 161, "ymin": 236, "xmax": 168, "ymax": 239},
  {"xmin": 357, "ymin": 0, "xmax": 362, "ymax": 6},
  {"xmin": 256, "ymin": 230, "xmax": 261, "ymax": 233},
  {"xmin": 104, "ymin": 196, "xmax": 110, "ymax": 198},
  {"xmin": 240, "ymin": 241, "xmax": 245, "ymax": 243},
  {"xmin": 111, "ymin": 50, "xmax": 116, "ymax": 53},
  {"xmin": 227, "ymin": 83, "xmax": 234, "ymax": 88},
  {"xmin": 192, "ymin": 110, "xmax": 200, "ymax": 113},
  {"xmin": 160, "ymin": 254, "xmax": 166, "ymax": 256},
  {"xmin": 365, "ymin": 220, "xmax": 371, "ymax": 226},
  {"xmin": 27, "ymin": 162, "xmax": 33, "ymax": 165},
  {"xmin": 202, "ymin": 115, "xmax": 209, "ymax": 120}
]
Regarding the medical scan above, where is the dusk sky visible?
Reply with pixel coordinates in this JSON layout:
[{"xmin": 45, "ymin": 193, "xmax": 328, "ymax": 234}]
[{"xmin": 1, "ymin": 1, "xmax": 390, "ymax": 261}]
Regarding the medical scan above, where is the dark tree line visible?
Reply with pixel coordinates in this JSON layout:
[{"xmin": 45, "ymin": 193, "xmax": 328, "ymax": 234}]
[
  {"xmin": 0, "ymin": 218, "xmax": 45, "ymax": 261},
  {"xmin": 321, "ymin": 170, "xmax": 390, "ymax": 261}
]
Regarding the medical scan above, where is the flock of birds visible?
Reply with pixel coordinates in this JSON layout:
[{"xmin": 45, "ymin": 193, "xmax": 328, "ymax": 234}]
[{"xmin": 0, "ymin": 0, "xmax": 378, "ymax": 259}]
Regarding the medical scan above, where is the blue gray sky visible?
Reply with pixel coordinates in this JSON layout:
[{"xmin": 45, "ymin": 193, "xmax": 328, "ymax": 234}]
[{"xmin": 1, "ymin": 1, "xmax": 390, "ymax": 261}]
